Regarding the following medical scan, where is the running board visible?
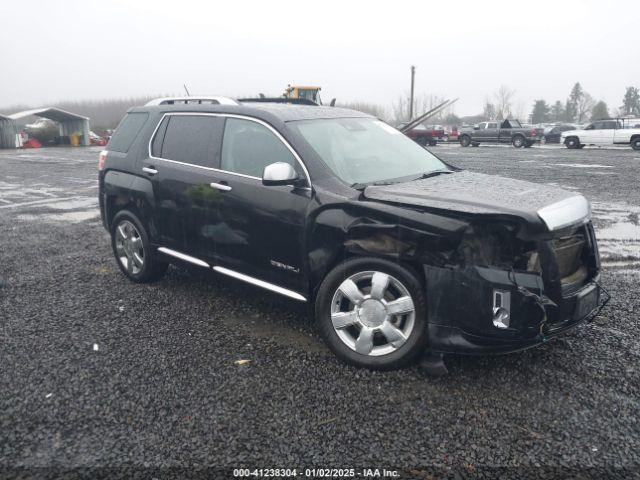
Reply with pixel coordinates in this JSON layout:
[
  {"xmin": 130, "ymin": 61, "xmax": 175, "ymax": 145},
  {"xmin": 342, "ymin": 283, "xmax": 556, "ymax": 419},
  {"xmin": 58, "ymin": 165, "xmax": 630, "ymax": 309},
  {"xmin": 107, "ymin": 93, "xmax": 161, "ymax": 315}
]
[
  {"xmin": 157, "ymin": 247, "xmax": 210, "ymax": 268},
  {"xmin": 157, "ymin": 247, "xmax": 306, "ymax": 302},
  {"xmin": 213, "ymin": 266, "xmax": 307, "ymax": 302}
]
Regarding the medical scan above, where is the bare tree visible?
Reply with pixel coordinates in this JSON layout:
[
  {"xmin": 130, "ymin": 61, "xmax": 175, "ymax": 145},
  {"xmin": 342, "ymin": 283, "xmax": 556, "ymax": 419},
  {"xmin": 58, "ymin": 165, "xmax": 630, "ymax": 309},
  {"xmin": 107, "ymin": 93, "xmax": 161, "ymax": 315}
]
[
  {"xmin": 337, "ymin": 101, "xmax": 389, "ymax": 121},
  {"xmin": 391, "ymin": 94, "xmax": 410, "ymax": 125},
  {"xmin": 514, "ymin": 100, "xmax": 526, "ymax": 123},
  {"xmin": 482, "ymin": 98, "xmax": 496, "ymax": 120},
  {"xmin": 576, "ymin": 92, "xmax": 595, "ymax": 123},
  {"xmin": 390, "ymin": 93, "xmax": 451, "ymax": 125},
  {"xmin": 494, "ymin": 85, "xmax": 515, "ymax": 120}
]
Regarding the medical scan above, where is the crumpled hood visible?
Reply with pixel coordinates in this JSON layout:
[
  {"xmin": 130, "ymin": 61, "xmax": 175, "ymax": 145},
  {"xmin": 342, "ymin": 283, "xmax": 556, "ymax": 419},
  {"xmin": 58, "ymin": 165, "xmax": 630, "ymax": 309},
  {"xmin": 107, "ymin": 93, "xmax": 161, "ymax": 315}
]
[{"xmin": 364, "ymin": 171, "xmax": 589, "ymax": 230}]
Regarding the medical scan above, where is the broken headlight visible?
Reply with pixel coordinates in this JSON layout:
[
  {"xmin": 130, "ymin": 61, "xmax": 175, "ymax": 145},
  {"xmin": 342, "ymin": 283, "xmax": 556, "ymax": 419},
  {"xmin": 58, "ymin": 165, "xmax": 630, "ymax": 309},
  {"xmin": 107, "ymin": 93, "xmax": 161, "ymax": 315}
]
[{"xmin": 457, "ymin": 222, "xmax": 540, "ymax": 272}]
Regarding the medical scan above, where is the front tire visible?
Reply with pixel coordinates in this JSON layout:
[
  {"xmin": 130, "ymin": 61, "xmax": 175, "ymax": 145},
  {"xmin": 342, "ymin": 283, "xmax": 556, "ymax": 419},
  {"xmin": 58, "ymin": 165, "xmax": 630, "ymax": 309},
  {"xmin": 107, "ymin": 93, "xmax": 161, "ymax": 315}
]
[
  {"xmin": 315, "ymin": 257, "xmax": 428, "ymax": 370},
  {"xmin": 631, "ymin": 138, "xmax": 640, "ymax": 150},
  {"xmin": 111, "ymin": 210, "xmax": 168, "ymax": 283},
  {"xmin": 459, "ymin": 135, "xmax": 471, "ymax": 147}
]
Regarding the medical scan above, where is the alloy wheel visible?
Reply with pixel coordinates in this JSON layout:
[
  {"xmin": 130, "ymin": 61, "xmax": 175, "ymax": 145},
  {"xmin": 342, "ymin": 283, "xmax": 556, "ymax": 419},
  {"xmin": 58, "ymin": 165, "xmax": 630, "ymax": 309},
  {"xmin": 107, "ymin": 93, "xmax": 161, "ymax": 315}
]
[
  {"xmin": 330, "ymin": 271, "xmax": 416, "ymax": 356},
  {"xmin": 114, "ymin": 220, "xmax": 145, "ymax": 275}
]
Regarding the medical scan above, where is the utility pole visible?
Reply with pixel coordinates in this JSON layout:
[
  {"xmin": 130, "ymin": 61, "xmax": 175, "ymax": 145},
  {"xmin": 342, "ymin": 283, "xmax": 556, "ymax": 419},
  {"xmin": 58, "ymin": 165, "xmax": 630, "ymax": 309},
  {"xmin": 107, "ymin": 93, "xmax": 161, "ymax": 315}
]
[{"xmin": 409, "ymin": 65, "xmax": 416, "ymax": 121}]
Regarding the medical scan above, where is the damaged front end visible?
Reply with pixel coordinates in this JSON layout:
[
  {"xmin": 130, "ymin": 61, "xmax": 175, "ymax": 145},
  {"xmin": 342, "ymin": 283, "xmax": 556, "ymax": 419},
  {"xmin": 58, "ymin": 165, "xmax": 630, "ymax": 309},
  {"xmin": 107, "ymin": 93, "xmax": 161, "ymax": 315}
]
[
  {"xmin": 317, "ymin": 185, "xmax": 608, "ymax": 355},
  {"xmin": 425, "ymin": 216, "xmax": 606, "ymax": 354}
]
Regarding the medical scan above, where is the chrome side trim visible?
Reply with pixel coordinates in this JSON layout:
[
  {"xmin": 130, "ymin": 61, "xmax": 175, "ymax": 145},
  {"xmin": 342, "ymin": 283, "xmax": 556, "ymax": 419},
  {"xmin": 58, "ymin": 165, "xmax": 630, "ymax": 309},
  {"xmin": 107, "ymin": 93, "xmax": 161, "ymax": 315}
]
[
  {"xmin": 537, "ymin": 195, "xmax": 591, "ymax": 231},
  {"xmin": 213, "ymin": 266, "xmax": 307, "ymax": 302},
  {"xmin": 152, "ymin": 156, "xmax": 261, "ymax": 180},
  {"xmin": 147, "ymin": 112, "xmax": 312, "ymax": 188},
  {"xmin": 157, "ymin": 247, "xmax": 210, "ymax": 268},
  {"xmin": 145, "ymin": 96, "xmax": 239, "ymax": 106}
]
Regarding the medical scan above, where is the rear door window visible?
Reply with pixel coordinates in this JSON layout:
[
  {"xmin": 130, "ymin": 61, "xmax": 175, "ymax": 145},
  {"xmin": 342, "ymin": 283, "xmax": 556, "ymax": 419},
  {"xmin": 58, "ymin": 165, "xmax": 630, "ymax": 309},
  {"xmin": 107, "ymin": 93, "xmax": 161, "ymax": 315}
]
[
  {"xmin": 155, "ymin": 115, "xmax": 224, "ymax": 168},
  {"xmin": 220, "ymin": 118, "xmax": 298, "ymax": 178},
  {"xmin": 108, "ymin": 112, "xmax": 149, "ymax": 153}
]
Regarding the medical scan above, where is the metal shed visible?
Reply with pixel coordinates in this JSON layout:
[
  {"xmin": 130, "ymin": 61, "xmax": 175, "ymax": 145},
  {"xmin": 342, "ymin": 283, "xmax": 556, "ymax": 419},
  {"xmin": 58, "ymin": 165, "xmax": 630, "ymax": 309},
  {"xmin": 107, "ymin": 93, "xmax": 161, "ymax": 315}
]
[
  {"xmin": 0, "ymin": 114, "xmax": 17, "ymax": 149},
  {"xmin": 9, "ymin": 107, "xmax": 90, "ymax": 146}
]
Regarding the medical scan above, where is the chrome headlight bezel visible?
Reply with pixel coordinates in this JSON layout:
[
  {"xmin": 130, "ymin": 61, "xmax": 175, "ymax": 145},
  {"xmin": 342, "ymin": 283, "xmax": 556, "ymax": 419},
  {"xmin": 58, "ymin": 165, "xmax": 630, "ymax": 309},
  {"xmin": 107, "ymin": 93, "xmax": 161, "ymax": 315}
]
[{"xmin": 537, "ymin": 195, "xmax": 591, "ymax": 232}]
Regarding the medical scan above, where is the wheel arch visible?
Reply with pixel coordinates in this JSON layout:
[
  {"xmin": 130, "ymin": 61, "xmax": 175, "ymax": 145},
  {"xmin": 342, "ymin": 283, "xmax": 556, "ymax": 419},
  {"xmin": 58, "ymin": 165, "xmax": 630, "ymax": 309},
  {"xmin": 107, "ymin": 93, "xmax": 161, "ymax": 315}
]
[
  {"xmin": 103, "ymin": 172, "xmax": 156, "ymax": 238},
  {"xmin": 305, "ymin": 205, "xmax": 468, "ymax": 303}
]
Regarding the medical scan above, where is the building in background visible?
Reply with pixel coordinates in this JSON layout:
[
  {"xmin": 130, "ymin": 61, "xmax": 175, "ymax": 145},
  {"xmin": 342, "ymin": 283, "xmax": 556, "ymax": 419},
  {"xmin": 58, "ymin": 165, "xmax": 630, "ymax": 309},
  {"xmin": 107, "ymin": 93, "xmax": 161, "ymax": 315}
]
[
  {"xmin": 8, "ymin": 107, "xmax": 91, "ymax": 147},
  {"xmin": 0, "ymin": 114, "xmax": 18, "ymax": 148}
]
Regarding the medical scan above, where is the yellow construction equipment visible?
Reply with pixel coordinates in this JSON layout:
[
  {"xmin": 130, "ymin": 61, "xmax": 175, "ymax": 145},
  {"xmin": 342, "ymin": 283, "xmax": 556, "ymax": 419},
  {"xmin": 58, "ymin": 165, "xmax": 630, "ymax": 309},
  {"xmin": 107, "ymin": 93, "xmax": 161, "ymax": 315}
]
[{"xmin": 284, "ymin": 85, "xmax": 322, "ymax": 104}]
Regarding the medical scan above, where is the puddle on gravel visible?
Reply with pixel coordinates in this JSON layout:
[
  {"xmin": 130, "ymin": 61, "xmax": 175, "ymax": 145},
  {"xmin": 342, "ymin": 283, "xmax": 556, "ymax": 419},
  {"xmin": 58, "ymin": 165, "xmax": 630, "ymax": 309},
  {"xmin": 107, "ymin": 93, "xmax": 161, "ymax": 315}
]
[
  {"xmin": 555, "ymin": 163, "xmax": 614, "ymax": 168},
  {"xmin": 222, "ymin": 315, "xmax": 328, "ymax": 355},
  {"xmin": 17, "ymin": 210, "xmax": 99, "ymax": 223},
  {"xmin": 592, "ymin": 202, "xmax": 640, "ymax": 271}
]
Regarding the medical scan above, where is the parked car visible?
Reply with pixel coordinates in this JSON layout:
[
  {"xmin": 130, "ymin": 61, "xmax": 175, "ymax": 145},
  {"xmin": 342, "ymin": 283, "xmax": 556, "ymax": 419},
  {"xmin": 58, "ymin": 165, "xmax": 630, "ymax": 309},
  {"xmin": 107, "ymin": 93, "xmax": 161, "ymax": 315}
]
[
  {"xmin": 424, "ymin": 124, "xmax": 445, "ymax": 141},
  {"xmin": 543, "ymin": 124, "xmax": 576, "ymax": 144},
  {"xmin": 459, "ymin": 119, "xmax": 539, "ymax": 148},
  {"xmin": 443, "ymin": 126, "xmax": 459, "ymax": 142},
  {"xmin": 561, "ymin": 119, "xmax": 640, "ymax": 150},
  {"xmin": 89, "ymin": 130, "xmax": 108, "ymax": 146},
  {"xmin": 99, "ymin": 97, "xmax": 603, "ymax": 371},
  {"xmin": 398, "ymin": 122, "xmax": 442, "ymax": 146}
]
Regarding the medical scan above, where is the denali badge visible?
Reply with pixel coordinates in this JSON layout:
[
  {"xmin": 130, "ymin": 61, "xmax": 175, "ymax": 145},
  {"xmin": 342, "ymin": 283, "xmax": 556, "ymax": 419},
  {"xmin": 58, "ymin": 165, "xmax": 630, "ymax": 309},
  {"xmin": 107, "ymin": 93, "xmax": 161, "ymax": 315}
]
[{"xmin": 270, "ymin": 260, "xmax": 300, "ymax": 274}]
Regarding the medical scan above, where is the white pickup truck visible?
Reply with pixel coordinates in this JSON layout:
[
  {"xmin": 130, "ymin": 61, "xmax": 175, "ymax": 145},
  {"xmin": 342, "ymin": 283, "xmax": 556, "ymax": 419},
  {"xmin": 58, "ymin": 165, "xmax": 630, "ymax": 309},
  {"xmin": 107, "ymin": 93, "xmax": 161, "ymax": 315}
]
[{"xmin": 561, "ymin": 118, "xmax": 640, "ymax": 150}]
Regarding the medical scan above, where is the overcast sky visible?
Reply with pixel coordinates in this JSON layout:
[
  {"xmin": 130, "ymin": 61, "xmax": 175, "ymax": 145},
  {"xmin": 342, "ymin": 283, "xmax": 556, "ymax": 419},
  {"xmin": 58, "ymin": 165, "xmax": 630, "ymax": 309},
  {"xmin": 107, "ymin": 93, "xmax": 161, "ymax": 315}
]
[{"xmin": 1, "ymin": 0, "xmax": 638, "ymax": 116}]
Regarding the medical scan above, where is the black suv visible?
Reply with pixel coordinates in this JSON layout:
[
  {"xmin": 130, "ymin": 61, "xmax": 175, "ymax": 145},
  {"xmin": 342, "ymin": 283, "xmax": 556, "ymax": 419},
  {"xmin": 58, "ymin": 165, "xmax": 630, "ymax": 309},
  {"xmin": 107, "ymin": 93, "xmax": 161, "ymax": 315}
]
[{"xmin": 99, "ymin": 97, "xmax": 603, "ymax": 370}]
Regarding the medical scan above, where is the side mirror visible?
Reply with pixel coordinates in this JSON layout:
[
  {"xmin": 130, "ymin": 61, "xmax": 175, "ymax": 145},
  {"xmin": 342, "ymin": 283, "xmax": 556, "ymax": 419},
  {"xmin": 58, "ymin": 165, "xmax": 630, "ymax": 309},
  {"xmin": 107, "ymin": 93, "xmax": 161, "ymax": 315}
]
[
  {"xmin": 473, "ymin": 125, "xmax": 480, "ymax": 130},
  {"xmin": 262, "ymin": 162, "xmax": 300, "ymax": 187}
]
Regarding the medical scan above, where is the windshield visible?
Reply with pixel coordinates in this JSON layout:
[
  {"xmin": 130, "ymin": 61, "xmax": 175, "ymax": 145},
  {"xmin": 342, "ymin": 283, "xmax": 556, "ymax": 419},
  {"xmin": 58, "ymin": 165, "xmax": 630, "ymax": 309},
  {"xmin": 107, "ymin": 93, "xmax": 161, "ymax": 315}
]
[{"xmin": 288, "ymin": 118, "xmax": 448, "ymax": 185}]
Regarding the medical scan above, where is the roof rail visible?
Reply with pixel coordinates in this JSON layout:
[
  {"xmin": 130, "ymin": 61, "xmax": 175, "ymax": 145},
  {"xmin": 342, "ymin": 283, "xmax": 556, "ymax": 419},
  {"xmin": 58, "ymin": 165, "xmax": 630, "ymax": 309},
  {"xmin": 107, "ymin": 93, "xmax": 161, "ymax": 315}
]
[
  {"xmin": 145, "ymin": 96, "xmax": 239, "ymax": 106},
  {"xmin": 238, "ymin": 97, "xmax": 319, "ymax": 106}
]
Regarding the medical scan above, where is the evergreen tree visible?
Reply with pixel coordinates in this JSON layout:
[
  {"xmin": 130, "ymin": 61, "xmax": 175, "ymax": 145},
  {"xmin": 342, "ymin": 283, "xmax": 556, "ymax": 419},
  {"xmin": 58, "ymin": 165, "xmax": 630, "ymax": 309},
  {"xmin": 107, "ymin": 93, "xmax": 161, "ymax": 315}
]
[
  {"xmin": 622, "ymin": 87, "xmax": 640, "ymax": 116},
  {"xmin": 531, "ymin": 100, "xmax": 550, "ymax": 124},
  {"xmin": 565, "ymin": 82, "xmax": 583, "ymax": 122},
  {"xmin": 591, "ymin": 101, "xmax": 610, "ymax": 120},
  {"xmin": 550, "ymin": 101, "xmax": 564, "ymax": 122}
]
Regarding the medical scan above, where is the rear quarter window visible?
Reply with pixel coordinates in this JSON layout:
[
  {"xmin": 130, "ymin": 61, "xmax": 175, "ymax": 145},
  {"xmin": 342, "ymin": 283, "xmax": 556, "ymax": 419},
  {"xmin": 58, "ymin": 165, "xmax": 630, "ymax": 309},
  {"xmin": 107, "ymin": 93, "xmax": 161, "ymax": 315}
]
[{"xmin": 107, "ymin": 112, "xmax": 149, "ymax": 153}]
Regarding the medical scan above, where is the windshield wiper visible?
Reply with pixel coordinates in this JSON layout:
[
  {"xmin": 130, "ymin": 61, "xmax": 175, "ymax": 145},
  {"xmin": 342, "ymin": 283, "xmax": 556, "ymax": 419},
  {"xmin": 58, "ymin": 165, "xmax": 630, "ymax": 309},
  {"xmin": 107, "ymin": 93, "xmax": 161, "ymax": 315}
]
[{"xmin": 414, "ymin": 170, "xmax": 453, "ymax": 180}]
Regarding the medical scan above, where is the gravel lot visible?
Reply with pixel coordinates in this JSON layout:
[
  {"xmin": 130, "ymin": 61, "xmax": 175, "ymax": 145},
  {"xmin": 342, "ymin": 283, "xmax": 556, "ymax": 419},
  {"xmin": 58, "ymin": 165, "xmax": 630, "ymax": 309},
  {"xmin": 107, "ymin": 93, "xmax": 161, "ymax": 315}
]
[{"xmin": 1, "ymin": 144, "xmax": 639, "ymax": 479}]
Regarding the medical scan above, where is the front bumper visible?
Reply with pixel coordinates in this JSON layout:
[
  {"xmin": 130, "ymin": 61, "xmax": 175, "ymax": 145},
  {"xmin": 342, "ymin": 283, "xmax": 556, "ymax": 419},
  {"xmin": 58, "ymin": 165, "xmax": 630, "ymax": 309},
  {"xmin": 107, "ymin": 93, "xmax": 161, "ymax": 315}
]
[{"xmin": 424, "ymin": 265, "xmax": 605, "ymax": 355}]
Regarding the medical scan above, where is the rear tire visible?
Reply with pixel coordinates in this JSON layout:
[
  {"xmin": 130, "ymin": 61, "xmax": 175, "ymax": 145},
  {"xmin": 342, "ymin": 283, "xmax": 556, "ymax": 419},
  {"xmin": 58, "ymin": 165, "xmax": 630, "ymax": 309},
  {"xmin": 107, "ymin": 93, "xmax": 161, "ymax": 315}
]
[
  {"xmin": 111, "ymin": 210, "xmax": 168, "ymax": 283},
  {"xmin": 631, "ymin": 138, "xmax": 640, "ymax": 150},
  {"xmin": 565, "ymin": 136, "xmax": 580, "ymax": 149},
  {"xmin": 459, "ymin": 135, "xmax": 471, "ymax": 147},
  {"xmin": 315, "ymin": 257, "xmax": 428, "ymax": 371}
]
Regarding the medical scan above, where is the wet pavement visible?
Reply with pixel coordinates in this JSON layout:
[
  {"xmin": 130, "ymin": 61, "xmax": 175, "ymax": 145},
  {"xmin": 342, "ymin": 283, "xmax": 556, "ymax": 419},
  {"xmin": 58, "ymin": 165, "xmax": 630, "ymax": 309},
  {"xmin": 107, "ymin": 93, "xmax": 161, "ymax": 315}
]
[{"xmin": 1, "ymin": 145, "xmax": 639, "ymax": 478}]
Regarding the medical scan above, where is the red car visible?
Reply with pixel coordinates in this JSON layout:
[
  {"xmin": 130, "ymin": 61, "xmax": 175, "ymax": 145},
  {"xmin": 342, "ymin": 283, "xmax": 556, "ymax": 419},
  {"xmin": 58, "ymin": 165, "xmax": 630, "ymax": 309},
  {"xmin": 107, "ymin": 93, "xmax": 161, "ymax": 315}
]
[{"xmin": 398, "ymin": 122, "xmax": 444, "ymax": 146}]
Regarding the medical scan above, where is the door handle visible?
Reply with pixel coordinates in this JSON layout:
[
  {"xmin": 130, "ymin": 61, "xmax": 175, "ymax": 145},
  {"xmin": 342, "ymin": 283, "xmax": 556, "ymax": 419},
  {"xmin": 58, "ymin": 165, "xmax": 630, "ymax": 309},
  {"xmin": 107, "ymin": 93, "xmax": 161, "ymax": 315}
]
[
  {"xmin": 210, "ymin": 182, "xmax": 232, "ymax": 192},
  {"xmin": 142, "ymin": 166, "xmax": 158, "ymax": 175}
]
